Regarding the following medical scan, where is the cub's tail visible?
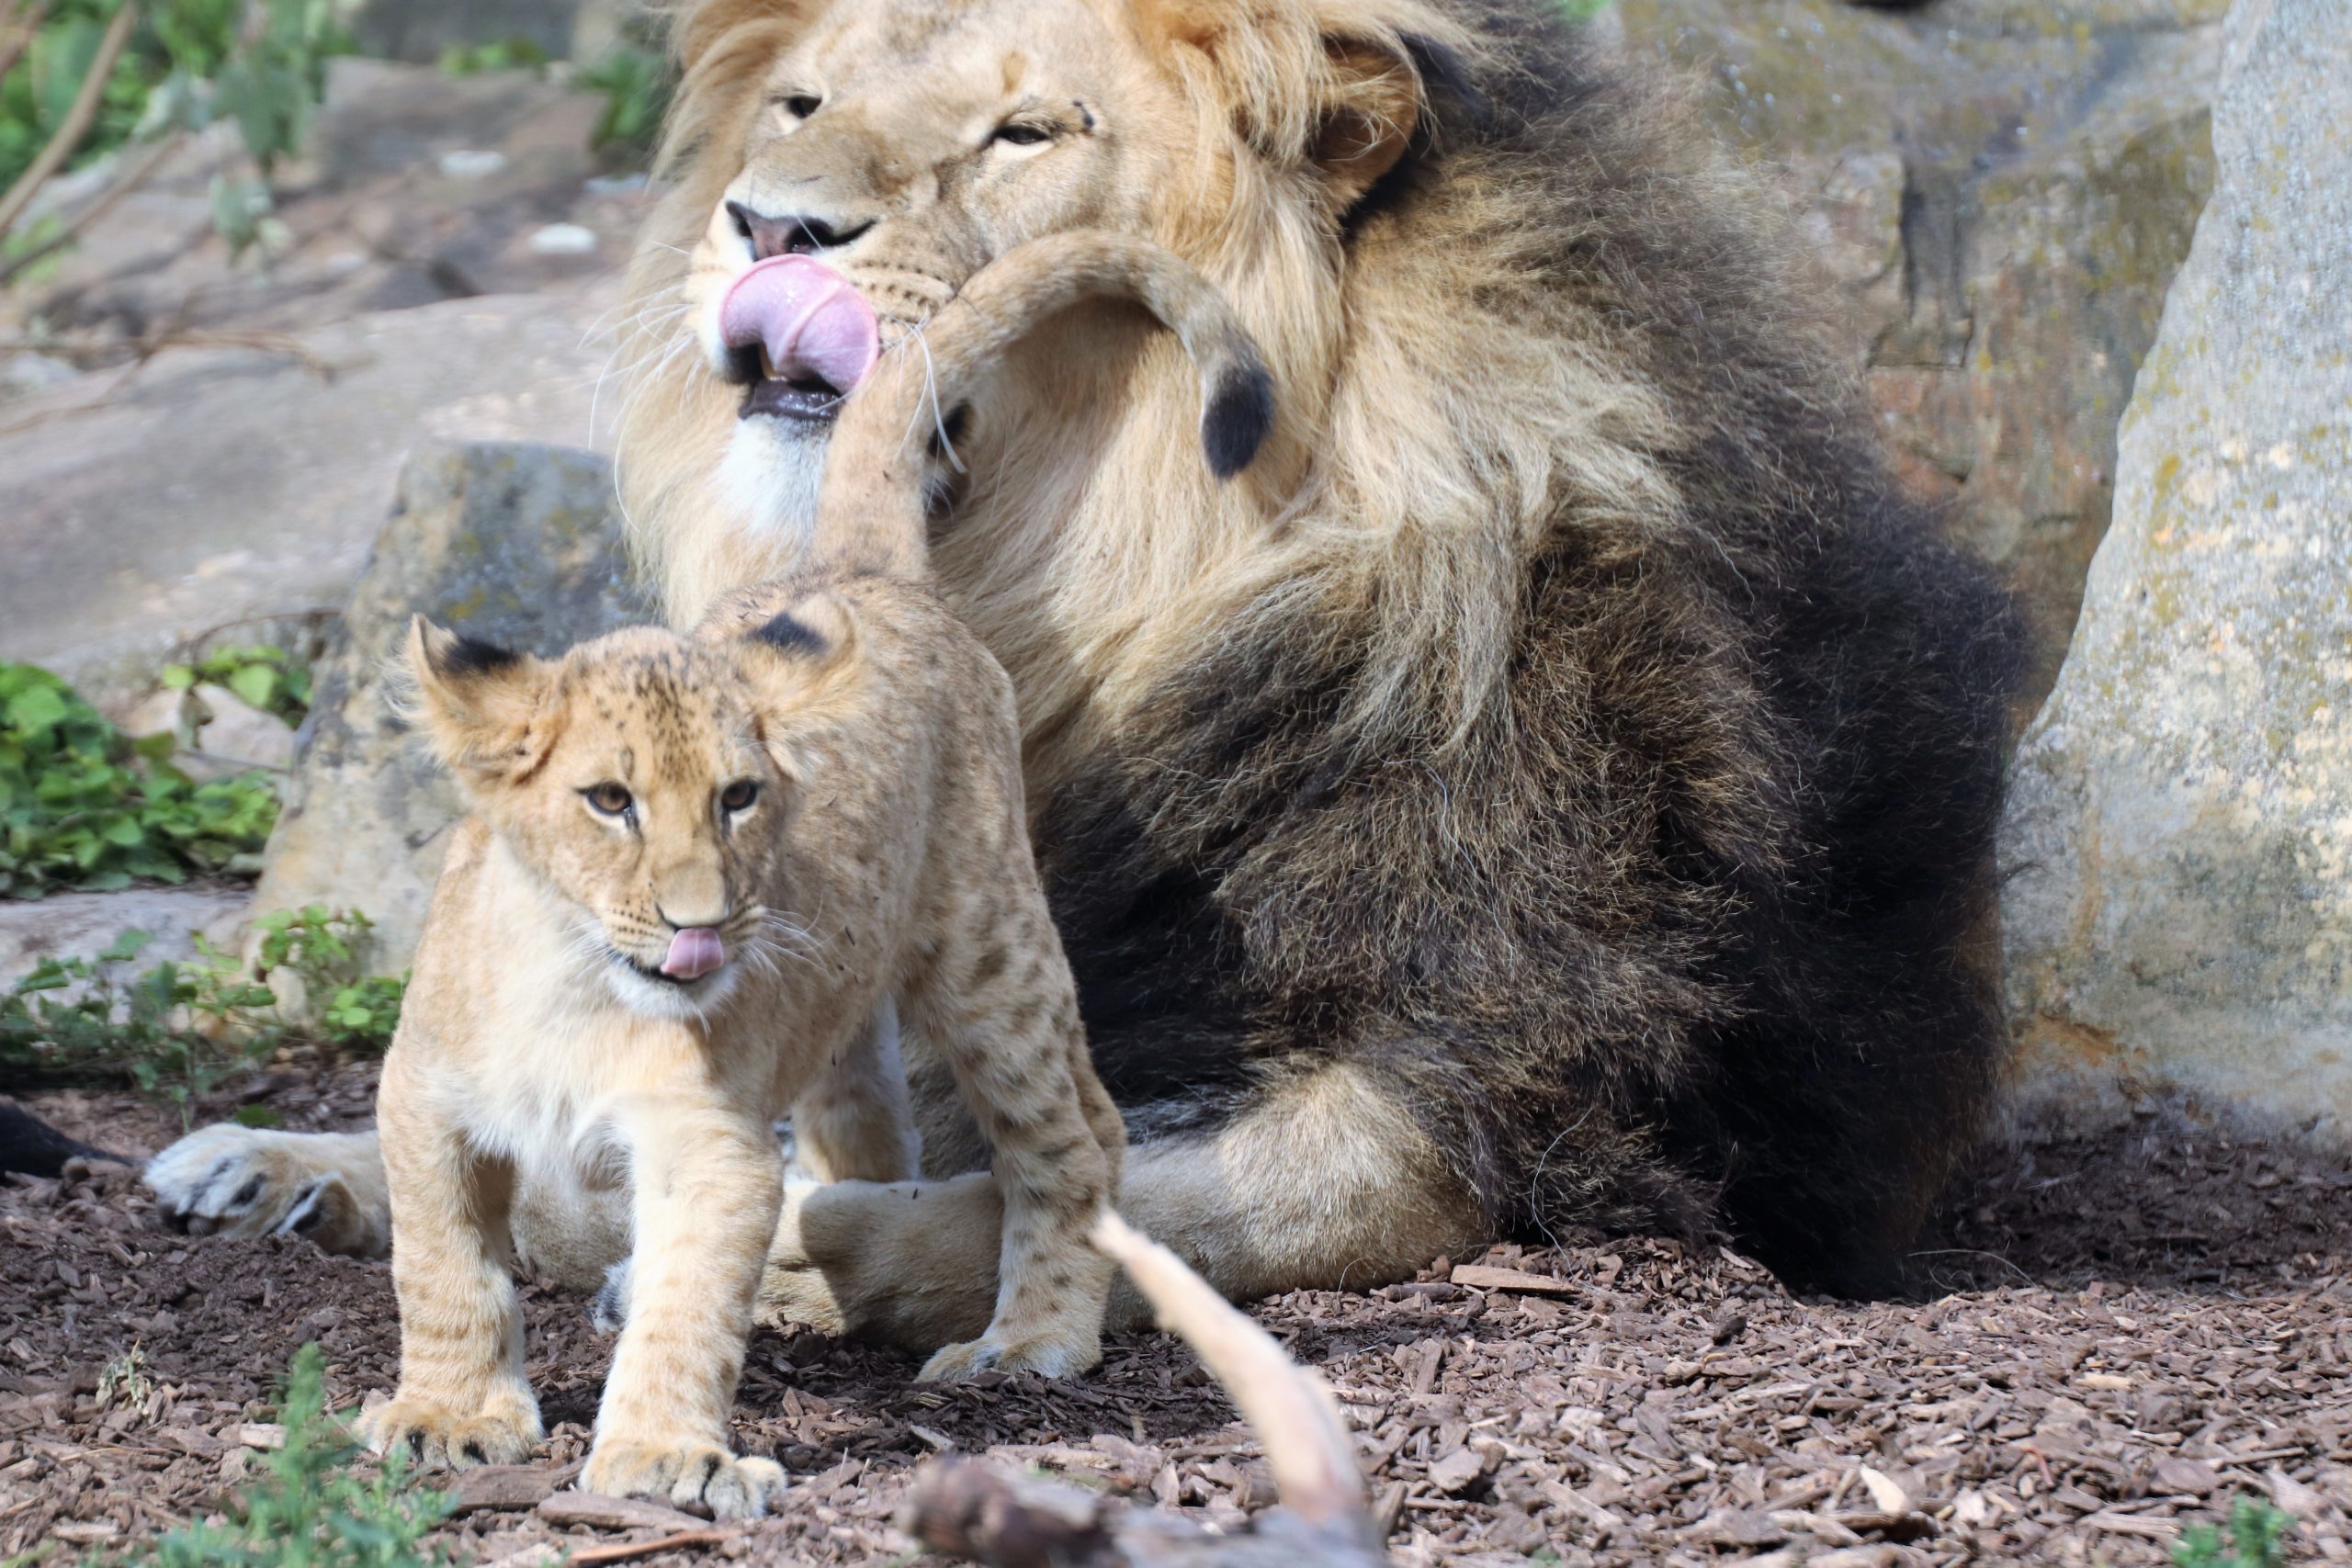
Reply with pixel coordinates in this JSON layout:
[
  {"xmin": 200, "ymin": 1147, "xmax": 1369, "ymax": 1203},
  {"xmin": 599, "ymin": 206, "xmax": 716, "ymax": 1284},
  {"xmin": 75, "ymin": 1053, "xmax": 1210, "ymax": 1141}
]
[{"xmin": 815, "ymin": 231, "xmax": 1276, "ymax": 573}]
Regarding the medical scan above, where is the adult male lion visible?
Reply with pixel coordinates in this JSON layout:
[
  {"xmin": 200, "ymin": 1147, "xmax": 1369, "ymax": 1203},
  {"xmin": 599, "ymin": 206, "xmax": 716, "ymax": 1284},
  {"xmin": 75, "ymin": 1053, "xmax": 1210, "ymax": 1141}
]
[{"xmin": 143, "ymin": 0, "xmax": 2021, "ymax": 1325}]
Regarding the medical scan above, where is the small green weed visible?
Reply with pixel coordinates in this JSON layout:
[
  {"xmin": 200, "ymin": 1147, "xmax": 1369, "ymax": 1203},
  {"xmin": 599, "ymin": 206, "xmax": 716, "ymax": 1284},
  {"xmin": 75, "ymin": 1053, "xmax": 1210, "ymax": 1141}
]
[
  {"xmin": 2175, "ymin": 1496, "xmax": 2294, "ymax": 1568},
  {"xmin": 254, "ymin": 904, "xmax": 405, "ymax": 1050},
  {"xmin": 0, "ymin": 662, "xmax": 278, "ymax": 898},
  {"xmin": 118, "ymin": 1343, "xmax": 456, "ymax": 1567},
  {"xmin": 1, "ymin": 928, "xmax": 278, "ymax": 1118},
  {"xmin": 96, "ymin": 1342, "xmax": 154, "ymax": 1413},
  {"xmin": 161, "ymin": 644, "xmax": 312, "ymax": 728},
  {"xmin": 578, "ymin": 45, "xmax": 672, "ymax": 165},
  {"xmin": 436, "ymin": 36, "xmax": 550, "ymax": 77},
  {"xmin": 1, "ymin": 908, "xmax": 406, "ymax": 1122}
]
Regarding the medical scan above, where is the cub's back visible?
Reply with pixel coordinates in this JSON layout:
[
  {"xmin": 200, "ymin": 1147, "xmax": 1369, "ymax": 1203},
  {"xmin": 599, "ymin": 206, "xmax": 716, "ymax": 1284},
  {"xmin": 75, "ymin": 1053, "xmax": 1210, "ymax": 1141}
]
[{"xmin": 707, "ymin": 570, "xmax": 1031, "ymax": 938}]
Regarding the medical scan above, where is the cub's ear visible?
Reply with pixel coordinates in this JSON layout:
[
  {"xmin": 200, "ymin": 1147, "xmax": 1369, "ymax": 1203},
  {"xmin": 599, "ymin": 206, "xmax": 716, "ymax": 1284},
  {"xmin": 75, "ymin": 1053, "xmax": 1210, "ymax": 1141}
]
[
  {"xmin": 405, "ymin": 616, "xmax": 550, "ymax": 782},
  {"xmin": 739, "ymin": 591, "xmax": 858, "ymax": 673}
]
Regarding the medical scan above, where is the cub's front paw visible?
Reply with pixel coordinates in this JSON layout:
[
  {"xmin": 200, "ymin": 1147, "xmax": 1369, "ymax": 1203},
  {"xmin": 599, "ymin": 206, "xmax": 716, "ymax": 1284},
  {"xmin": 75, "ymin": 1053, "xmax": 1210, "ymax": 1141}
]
[
  {"xmin": 358, "ymin": 1398, "xmax": 541, "ymax": 1470},
  {"xmin": 582, "ymin": 1438, "xmax": 788, "ymax": 1520},
  {"xmin": 917, "ymin": 1330, "xmax": 1102, "ymax": 1383}
]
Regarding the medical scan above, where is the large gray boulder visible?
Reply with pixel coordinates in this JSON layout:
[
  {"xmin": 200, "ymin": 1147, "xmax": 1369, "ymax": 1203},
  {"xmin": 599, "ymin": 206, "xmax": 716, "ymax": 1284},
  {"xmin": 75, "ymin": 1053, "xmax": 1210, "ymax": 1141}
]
[
  {"xmin": 247, "ymin": 443, "xmax": 651, "ymax": 969},
  {"xmin": 1614, "ymin": 0, "xmax": 2222, "ymax": 702},
  {"xmin": 2000, "ymin": 0, "xmax": 2352, "ymax": 1134},
  {"xmin": 0, "ymin": 290, "xmax": 616, "ymax": 716}
]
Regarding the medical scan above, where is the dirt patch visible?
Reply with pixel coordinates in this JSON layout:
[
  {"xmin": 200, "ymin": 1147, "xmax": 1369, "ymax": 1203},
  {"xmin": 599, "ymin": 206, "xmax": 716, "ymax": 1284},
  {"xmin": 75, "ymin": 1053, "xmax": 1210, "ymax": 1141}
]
[{"xmin": 5, "ymin": 1090, "xmax": 2350, "ymax": 1565}]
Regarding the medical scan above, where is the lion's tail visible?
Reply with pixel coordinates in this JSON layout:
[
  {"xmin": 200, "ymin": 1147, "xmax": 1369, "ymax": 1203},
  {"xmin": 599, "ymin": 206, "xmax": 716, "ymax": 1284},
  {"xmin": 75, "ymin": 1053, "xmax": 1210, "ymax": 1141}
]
[{"xmin": 813, "ymin": 231, "xmax": 1276, "ymax": 574}]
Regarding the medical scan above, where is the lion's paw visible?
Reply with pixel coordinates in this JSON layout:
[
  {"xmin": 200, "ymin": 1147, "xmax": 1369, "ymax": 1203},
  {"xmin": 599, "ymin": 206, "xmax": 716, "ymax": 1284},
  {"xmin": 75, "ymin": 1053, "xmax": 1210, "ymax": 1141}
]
[
  {"xmin": 358, "ymin": 1398, "xmax": 542, "ymax": 1471},
  {"xmin": 917, "ymin": 1330, "xmax": 1101, "ymax": 1383},
  {"xmin": 581, "ymin": 1438, "xmax": 788, "ymax": 1521},
  {"xmin": 144, "ymin": 1126, "xmax": 374, "ymax": 1252}
]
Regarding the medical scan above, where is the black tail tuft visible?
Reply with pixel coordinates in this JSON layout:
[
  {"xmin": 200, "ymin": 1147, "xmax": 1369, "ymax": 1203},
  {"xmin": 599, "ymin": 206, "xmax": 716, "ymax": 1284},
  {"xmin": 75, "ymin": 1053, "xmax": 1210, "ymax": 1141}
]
[
  {"xmin": 1202, "ymin": 355, "xmax": 1276, "ymax": 479},
  {"xmin": 0, "ymin": 1101, "xmax": 125, "ymax": 1178}
]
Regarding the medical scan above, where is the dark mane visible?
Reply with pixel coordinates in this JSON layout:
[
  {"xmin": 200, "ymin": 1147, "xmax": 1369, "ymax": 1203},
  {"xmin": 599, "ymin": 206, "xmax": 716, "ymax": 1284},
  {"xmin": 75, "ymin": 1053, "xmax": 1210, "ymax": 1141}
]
[{"xmin": 1049, "ymin": 0, "xmax": 2027, "ymax": 1295}]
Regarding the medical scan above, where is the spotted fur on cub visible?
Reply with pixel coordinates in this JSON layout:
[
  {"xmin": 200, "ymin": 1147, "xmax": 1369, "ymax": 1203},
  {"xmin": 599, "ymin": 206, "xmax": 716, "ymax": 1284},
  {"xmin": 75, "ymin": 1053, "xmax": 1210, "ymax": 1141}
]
[{"xmin": 346, "ymin": 233, "xmax": 1270, "ymax": 1514}]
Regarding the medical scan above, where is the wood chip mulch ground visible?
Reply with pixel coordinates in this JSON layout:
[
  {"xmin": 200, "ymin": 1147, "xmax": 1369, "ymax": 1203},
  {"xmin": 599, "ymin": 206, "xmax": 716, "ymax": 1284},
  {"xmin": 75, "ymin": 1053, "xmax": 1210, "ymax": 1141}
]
[{"xmin": 5, "ymin": 1076, "xmax": 2350, "ymax": 1565}]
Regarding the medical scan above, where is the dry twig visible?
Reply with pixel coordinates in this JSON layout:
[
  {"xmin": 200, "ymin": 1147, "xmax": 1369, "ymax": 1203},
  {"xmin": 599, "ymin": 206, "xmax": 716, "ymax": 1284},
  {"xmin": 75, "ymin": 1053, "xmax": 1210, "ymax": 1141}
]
[{"xmin": 0, "ymin": 0, "xmax": 54, "ymax": 86}]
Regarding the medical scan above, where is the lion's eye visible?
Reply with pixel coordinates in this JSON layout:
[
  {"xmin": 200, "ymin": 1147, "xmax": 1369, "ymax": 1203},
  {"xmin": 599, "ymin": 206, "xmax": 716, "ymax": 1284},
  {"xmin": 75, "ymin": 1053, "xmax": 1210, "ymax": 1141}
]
[
  {"xmin": 584, "ymin": 783, "xmax": 633, "ymax": 817},
  {"xmin": 720, "ymin": 780, "xmax": 759, "ymax": 813},
  {"xmin": 780, "ymin": 94, "xmax": 821, "ymax": 120},
  {"xmin": 992, "ymin": 121, "xmax": 1052, "ymax": 147}
]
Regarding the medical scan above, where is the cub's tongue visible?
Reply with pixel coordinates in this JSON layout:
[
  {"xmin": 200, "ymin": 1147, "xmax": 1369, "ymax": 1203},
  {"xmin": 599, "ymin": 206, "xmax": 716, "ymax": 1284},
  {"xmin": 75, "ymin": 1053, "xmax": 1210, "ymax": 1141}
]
[
  {"xmin": 661, "ymin": 928, "xmax": 727, "ymax": 981},
  {"xmin": 718, "ymin": 254, "xmax": 880, "ymax": 395}
]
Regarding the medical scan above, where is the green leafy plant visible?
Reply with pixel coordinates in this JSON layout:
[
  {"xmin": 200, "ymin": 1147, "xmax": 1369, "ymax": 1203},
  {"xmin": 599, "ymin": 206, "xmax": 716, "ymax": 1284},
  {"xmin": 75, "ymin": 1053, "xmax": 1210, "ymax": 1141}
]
[
  {"xmin": 161, "ymin": 642, "xmax": 312, "ymax": 727},
  {"xmin": 0, "ymin": 661, "xmax": 278, "ymax": 897},
  {"xmin": 252, "ymin": 903, "xmax": 404, "ymax": 1050},
  {"xmin": 435, "ymin": 35, "xmax": 548, "ymax": 77},
  {"xmin": 2, "ymin": 907, "xmax": 405, "ymax": 1121},
  {"xmin": 578, "ymin": 43, "xmax": 670, "ymax": 165},
  {"xmin": 119, "ymin": 1342, "xmax": 456, "ymax": 1567},
  {"xmin": 1, "ymin": 0, "xmax": 354, "ymax": 275},
  {"xmin": 2175, "ymin": 1496, "xmax": 2295, "ymax": 1568},
  {"xmin": 1, "ymin": 927, "xmax": 279, "ymax": 1116}
]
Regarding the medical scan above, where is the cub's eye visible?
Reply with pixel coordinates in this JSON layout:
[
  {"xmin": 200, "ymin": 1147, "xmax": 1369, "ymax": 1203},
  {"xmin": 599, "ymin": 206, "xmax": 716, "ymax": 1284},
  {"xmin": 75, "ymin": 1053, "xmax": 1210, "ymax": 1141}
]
[
  {"xmin": 719, "ymin": 780, "xmax": 759, "ymax": 813},
  {"xmin": 992, "ymin": 121, "xmax": 1052, "ymax": 147},
  {"xmin": 779, "ymin": 93, "xmax": 821, "ymax": 120},
  {"xmin": 584, "ymin": 783, "xmax": 633, "ymax": 817}
]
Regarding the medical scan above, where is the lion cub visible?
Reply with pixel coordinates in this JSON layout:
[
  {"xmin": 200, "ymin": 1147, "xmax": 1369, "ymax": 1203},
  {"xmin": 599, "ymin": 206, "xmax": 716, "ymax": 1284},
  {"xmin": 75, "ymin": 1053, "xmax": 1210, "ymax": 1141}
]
[{"xmin": 360, "ymin": 232, "xmax": 1274, "ymax": 1517}]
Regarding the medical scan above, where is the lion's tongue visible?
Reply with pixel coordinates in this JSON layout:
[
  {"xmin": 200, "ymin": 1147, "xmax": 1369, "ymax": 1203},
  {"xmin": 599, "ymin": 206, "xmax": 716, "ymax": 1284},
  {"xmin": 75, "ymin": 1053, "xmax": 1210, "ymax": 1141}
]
[
  {"xmin": 661, "ymin": 928, "xmax": 726, "ymax": 980},
  {"xmin": 718, "ymin": 255, "xmax": 879, "ymax": 394}
]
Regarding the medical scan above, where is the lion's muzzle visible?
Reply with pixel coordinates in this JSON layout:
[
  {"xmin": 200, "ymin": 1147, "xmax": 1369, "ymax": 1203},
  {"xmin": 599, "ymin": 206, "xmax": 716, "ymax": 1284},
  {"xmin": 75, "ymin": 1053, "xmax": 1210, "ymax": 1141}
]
[{"xmin": 719, "ymin": 255, "xmax": 881, "ymax": 423}]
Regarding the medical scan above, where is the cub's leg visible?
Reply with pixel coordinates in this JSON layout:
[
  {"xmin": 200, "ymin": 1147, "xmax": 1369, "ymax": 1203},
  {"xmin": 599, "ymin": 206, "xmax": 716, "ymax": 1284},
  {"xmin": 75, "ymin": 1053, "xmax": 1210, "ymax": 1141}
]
[
  {"xmin": 900, "ymin": 894, "xmax": 1123, "ymax": 1382},
  {"xmin": 788, "ymin": 998, "xmax": 922, "ymax": 1185},
  {"xmin": 356, "ymin": 1071, "xmax": 539, "ymax": 1468},
  {"xmin": 756, "ymin": 1061, "xmax": 1485, "ymax": 1347},
  {"xmin": 582, "ymin": 1098, "xmax": 786, "ymax": 1521}
]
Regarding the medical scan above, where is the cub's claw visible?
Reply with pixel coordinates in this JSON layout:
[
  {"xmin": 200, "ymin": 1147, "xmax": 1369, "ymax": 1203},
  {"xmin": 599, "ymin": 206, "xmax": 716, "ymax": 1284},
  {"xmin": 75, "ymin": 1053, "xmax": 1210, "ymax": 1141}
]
[
  {"xmin": 917, "ymin": 1331, "xmax": 1102, "ymax": 1383},
  {"xmin": 357, "ymin": 1399, "xmax": 542, "ymax": 1470},
  {"xmin": 581, "ymin": 1439, "xmax": 789, "ymax": 1520}
]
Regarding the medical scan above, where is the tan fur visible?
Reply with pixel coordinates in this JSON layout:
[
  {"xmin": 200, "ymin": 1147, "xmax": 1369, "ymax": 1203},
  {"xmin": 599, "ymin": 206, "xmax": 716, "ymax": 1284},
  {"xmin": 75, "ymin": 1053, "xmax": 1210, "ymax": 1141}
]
[
  {"xmin": 613, "ymin": 0, "xmax": 1649, "ymax": 800},
  {"xmin": 356, "ymin": 583, "xmax": 1123, "ymax": 1510}
]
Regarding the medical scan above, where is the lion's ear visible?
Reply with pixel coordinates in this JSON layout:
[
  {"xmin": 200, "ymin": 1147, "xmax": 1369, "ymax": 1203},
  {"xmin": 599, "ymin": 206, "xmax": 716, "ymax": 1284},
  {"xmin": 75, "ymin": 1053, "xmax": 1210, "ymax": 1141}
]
[
  {"xmin": 1310, "ymin": 37, "xmax": 1425, "ymax": 210},
  {"xmin": 406, "ymin": 616, "xmax": 553, "ymax": 783}
]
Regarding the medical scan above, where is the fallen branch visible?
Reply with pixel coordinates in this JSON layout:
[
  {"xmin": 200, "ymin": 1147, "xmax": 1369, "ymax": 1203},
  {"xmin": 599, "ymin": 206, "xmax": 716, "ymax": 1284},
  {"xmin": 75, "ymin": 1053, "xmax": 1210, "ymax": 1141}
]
[
  {"xmin": 0, "ymin": 0, "xmax": 138, "ymax": 242},
  {"xmin": 0, "ymin": 129, "xmax": 186, "ymax": 287},
  {"xmin": 899, "ymin": 1212, "xmax": 1389, "ymax": 1567}
]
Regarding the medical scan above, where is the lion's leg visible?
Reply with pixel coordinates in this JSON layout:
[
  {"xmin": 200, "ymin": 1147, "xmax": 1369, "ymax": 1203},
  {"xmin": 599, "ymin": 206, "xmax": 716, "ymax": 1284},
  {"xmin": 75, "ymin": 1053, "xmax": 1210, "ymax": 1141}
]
[
  {"xmin": 144, "ymin": 1125, "xmax": 390, "ymax": 1258},
  {"xmin": 755, "ymin": 1061, "xmax": 1487, "ymax": 1348},
  {"xmin": 788, "ymin": 997, "xmax": 922, "ymax": 1185}
]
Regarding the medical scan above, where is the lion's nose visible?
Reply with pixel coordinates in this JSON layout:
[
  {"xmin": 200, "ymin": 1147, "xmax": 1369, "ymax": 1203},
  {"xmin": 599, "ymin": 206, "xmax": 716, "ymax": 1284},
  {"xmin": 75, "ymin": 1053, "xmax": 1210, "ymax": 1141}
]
[{"xmin": 727, "ymin": 201, "xmax": 876, "ymax": 261}]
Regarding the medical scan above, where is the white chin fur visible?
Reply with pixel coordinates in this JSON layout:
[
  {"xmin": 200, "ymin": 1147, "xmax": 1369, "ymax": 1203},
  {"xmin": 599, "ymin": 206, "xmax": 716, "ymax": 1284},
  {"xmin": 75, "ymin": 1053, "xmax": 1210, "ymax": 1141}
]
[
  {"xmin": 602, "ymin": 957, "xmax": 745, "ymax": 1022},
  {"xmin": 719, "ymin": 419, "xmax": 829, "ymax": 547}
]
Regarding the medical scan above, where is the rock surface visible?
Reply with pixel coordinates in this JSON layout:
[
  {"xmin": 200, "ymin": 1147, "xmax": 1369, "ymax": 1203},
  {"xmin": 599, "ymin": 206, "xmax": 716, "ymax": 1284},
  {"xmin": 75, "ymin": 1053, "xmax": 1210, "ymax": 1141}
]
[
  {"xmin": 0, "ymin": 885, "xmax": 251, "ymax": 986},
  {"xmin": 0, "ymin": 57, "xmax": 646, "ymax": 714},
  {"xmin": 2000, "ymin": 0, "xmax": 2352, "ymax": 1134},
  {"xmin": 1615, "ymin": 0, "xmax": 2222, "ymax": 701},
  {"xmin": 247, "ymin": 442, "xmax": 650, "ymax": 969},
  {"xmin": 0, "ymin": 292, "xmax": 617, "ymax": 714}
]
